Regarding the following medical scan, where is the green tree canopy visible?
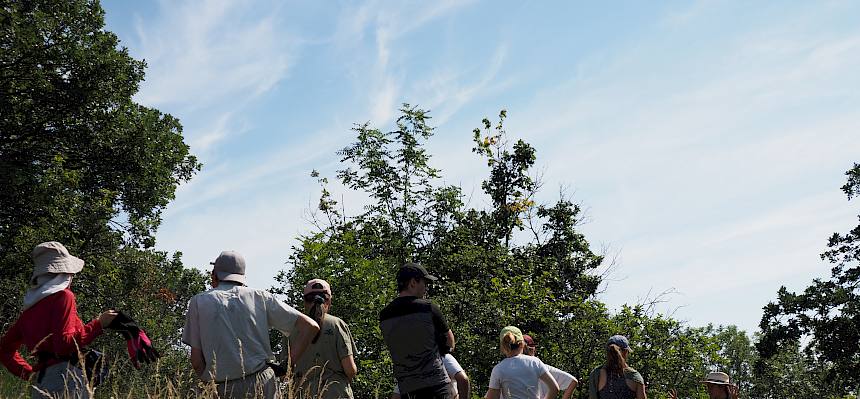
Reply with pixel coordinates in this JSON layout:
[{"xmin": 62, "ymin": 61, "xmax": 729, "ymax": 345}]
[
  {"xmin": 0, "ymin": 0, "xmax": 205, "ymax": 385},
  {"xmin": 275, "ymin": 105, "xmax": 758, "ymax": 399},
  {"xmin": 758, "ymin": 163, "xmax": 860, "ymax": 393}
]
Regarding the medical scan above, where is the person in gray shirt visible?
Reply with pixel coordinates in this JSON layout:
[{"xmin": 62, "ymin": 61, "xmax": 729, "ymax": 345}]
[
  {"xmin": 183, "ymin": 250, "xmax": 319, "ymax": 399},
  {"xmin": 379, "ymin": 263, "xmax": 455, "ymax": 399}
]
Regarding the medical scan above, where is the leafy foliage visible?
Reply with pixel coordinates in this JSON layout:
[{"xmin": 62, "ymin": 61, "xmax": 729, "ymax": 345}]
[
  {"xmin": 275, "ymin": 105, "xmax": 763, "ymax": 399},
  {"xmin": 0, "ymin": 0, "xmax": 206, "ymax": 383},
  {"xmin": 758, "ymin": 163, "xmax": 860, "ymax": 393}
]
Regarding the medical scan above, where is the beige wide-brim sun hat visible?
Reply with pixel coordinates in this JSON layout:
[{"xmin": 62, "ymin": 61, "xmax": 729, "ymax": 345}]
[
  {"xmin": 30, "ymin": 242, "xmax": 84, "ymax": 283},
  {"xmin": 701, "ymin": 371, "xmax": 734, "ymax": 386}
]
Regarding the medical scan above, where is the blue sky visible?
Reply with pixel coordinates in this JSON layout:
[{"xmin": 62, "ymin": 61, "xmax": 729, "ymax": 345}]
[{"xmin": 103, "ymin": 1, "xmax": 860, "ymax": 334}]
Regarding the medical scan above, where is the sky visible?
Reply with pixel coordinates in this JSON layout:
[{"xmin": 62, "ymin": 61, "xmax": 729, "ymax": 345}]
[{"xmin": 102, "ymin": 0, "xmax": 860, "ymax": 334}]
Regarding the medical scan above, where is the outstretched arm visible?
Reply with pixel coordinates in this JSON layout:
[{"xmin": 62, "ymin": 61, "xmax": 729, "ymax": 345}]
[{"xmin": 288, "ymin": 313, "xmax": 319, "ymax": 363}]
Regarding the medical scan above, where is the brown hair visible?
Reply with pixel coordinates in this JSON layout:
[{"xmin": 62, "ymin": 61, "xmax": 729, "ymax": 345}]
[
  {"xmin": 605, "ymin": 344, "xmax": 629, "ymax": 376},
  {"xmin": 304, "ymin": 291, "xmax": 329, "ymax": 343},
  {"xmin": 500, "ymin": 332, "xmax": 523, "ymax": 357}
]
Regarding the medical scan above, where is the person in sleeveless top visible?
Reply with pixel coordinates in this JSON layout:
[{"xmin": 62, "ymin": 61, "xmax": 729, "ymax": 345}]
[{"xmin": 587, "ymin": 335, "xmax": 647, "ymax": 399}]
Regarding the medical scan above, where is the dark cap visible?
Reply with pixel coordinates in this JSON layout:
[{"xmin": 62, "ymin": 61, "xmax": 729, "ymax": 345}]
[
  {"xmin": 523, "ymin": 334, "xmax": 535, "ymax": 346},
  {"xmin": 608, "ymin": 334, "xmax": 630, "ymax": 350},
  {"xmin": 396, "ymin": 262, "xmax": 438, "ymax": 283}
]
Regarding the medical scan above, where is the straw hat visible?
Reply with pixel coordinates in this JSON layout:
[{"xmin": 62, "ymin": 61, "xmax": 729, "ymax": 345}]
[
  {"xmin": 701, "ymin": 371, "xmax": 733, "ymax": 385},
  {"xmin": 30, "ymin": 242, "xmax": 84, "ymax": 283}
]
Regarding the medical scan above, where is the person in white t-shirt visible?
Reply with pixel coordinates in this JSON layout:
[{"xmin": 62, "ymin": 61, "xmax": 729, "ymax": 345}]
[
  {"xmin": 486, "ymin": 326, "xmax": 559, "ymax": 399},
  {"xmin": 523, "ymin": 334, "xmax": 578, "ymax": 399},
  {"xmin": 392, "ymin": 354, "xmax": 470, "ymax": 399}
]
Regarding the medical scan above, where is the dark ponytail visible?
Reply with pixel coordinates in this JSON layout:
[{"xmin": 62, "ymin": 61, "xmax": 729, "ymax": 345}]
[
  {"xmin": 605, "ymin": 344, "xmax": 629, "ymax": 376},
  {"xmin": 303, "ymin": 292, "xmax": 328, "ymax": 344}
]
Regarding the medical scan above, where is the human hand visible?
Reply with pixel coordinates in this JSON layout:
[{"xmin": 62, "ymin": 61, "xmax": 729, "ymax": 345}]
[
  {"xmin": 98, "ymin": 309, "xmax": 119, "ymax": 326},
  {"xmin": 728, "ymin": 385, "xmax": 739, "ymax": 399}
]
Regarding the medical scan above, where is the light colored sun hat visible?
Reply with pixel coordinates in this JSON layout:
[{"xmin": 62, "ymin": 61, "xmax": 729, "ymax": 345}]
[
  {"xmin": 701, "ymin": 371, "xmax": 733, "ymax": 385},
  {"xmin": 30, "ymin": 242, "xmax": 84, "ymax": 283},
  {"xmin": 210, "ymin": 250, "xmax": 246, "ymax": 285}
]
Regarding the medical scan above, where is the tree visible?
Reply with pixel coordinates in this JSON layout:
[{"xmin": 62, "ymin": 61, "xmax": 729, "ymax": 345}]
[
  {"xmin": 758, "ymin": 163, "xmax": 860, "ymax": 393},
  {"xmin": 275, "ymin": 106, "xmax": 650, "ymax": 398},
  {"xmin": 274, "ymin": 105, "xmax": 787, "ymax": 399},
  {"xmin": 708, "ymin": 325, "xmax": 756, "ymax": 393},
  {"xmin": 0, "ymin": 0, "xmax": 205, "ymax": 381},
  {"xmin": 471, "ymin": 110, "xmax": 537, "ymax": 248},
  {"xmin": 749, "ymin": 339, "xmax": 842, "ymax": 399}
]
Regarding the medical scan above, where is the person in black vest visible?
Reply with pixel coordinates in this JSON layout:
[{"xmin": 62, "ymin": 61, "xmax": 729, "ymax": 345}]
[{"xmin": 379, "ymin": 263, "xmax": 455, "ymax": 399}]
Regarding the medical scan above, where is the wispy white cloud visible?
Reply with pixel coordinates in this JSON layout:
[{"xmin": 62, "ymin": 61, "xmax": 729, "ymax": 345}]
[
  {"xmin": 189, "ymin": 112, "xmax": 240, "ymax": 153},
  {"xmin": 131, "ymin": 0, "xmax": 294, "ymax": 110},
  {"xmin": 107, "ymin": 0, "xmax": 860, "ymax": 333},
  {"xmin": 329, "ymin": 1, "xmax": 478, "ymax": 125},
  {"xmin": 418, "ymin": 45, "xmax": 511, "ymax": 126},
  {"xmin": 165, "ymin": 130, "xmax": 342, "ymax": 217},
  {"xmin": 502, "ymin": 12, "xmax": 860, "ymax": 331}
]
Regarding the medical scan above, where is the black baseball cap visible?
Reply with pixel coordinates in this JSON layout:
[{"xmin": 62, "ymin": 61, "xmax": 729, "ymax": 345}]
[{"xmin": 396, "ymin": 262, "xmax": 438, "ymax": 283}]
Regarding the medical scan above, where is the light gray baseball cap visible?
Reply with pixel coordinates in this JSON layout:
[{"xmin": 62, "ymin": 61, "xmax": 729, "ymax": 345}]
[{"xmin": 210, "ymin": 250, "xmax": 246, "ymax": 285}]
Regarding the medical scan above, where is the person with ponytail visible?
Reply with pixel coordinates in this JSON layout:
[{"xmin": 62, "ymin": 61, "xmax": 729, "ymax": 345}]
[
  {"xmin": 294, "ymin": 279, "xmax": 358, "ymax": 399},
  {"xmin": 486, "ymin": 326, "xmax": 559, "ymax": 399},
  {"xmin": 587, "ymin": 335, "xmax": 647, "ymax": 399}
]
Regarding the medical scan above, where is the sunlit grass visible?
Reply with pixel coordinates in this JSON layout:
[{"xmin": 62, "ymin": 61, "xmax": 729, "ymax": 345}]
[{"xmin": 0, "ymin": 348, "xmax": 340, "ymax": 399}]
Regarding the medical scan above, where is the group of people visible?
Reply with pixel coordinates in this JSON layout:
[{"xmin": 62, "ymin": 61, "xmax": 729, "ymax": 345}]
[{"xmin": 0, "ymin": 242, "xmax": 742, "ymax": 399}]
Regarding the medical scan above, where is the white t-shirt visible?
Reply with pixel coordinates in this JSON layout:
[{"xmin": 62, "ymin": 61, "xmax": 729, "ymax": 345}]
[
  {"xmin": 489, "ymin": 354, "xmax": 550, "ymax": 399},
  {"xmin": 537, "ymin": 364, "xmax": 577, "ymax": 398},
  {"xmin": 393, "ymin": 354, "xmax": 465, "ymax": 397}
]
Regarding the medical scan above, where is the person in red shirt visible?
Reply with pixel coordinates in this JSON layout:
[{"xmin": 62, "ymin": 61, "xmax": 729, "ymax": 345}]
[{"xmin": 0, "ymin": 242, "xmax": 117, "ymax": 399}]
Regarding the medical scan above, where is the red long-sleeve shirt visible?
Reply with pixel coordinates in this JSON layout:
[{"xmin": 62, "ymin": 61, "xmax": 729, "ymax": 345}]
[{"xmin": 0, "ymin": 288, "xmax": 103, "ymax": 380}]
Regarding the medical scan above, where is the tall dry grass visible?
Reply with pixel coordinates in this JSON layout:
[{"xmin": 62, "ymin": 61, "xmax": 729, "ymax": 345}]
[{"xmin": 0, "ymin": 347, "xmax": 344, "ymax": 399}]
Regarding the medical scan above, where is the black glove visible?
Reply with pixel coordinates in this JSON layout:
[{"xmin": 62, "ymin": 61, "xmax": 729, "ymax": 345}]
[
  {"xmin": 267, "ymin": 361, "xmax": 288, "ymax": 377},
  {"xmin": 106, "ymin": 311, "xmax": 160, "ymax": 368},
  {"xmin": 106, "ymin": 311, "xmax": 140, "ymax": 339}
]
